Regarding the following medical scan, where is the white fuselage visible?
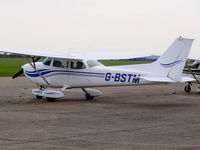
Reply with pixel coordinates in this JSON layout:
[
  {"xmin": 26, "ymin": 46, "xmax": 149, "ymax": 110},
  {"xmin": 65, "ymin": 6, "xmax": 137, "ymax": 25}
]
[{"xmin": 22, "ymin": 60, "xmax": 155, "ymax": 88}]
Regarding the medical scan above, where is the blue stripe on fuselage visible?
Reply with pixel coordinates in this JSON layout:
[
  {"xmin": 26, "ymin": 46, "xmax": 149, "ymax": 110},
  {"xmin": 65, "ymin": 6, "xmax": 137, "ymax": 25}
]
[{"xmin": 24, "ymin": 69, "xmax": 105, "ymax": 77}]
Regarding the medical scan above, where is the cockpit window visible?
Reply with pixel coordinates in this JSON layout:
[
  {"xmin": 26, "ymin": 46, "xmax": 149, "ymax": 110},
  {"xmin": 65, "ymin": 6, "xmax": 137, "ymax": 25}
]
[
  {"xmin": 70, "ymin": 61, "xmax": 86, "ymax": 69},
  {"xmin": 43, "ymin": 57, "xmax": 52, "ymax": 66},
  {"xmin": 87, "ymin": 60, "xmax": 102, "ymax": 68},
  {"xmin": 53, "ymin": 58, "xmax": 69, "ymax": 68}
]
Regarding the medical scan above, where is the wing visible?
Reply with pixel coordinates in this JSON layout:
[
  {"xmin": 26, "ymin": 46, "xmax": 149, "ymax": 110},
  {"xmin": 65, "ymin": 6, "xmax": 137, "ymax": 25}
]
[
  {"xmin": 141, "ymin": 76, "xmax": 176, "ymax": 82},
  {"xmin": 0, "ymin": 48, "xmax": 80, "ymax": 59},
  {"xmin": 0, "ymin": 48, "xmax": 151, "ymax": 60},
  {"xmin": 141, "ymin": 76, "xmax": 195, "ymax": 83}
]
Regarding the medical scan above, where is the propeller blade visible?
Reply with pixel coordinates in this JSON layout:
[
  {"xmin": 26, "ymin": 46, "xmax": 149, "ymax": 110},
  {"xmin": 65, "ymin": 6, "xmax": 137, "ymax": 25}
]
[
  {"xmin": 12, "ymin": 69, "xmax": 24, "ymax": 79},
  {"xmin": 12, "ymin": 57, "xmax": 41, "ymax": 79}
]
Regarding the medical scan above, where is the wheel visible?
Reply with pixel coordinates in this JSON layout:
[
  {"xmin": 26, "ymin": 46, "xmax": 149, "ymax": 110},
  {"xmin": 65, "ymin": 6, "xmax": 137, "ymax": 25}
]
[
  {"xmin": 46, "ymin": 97, "xmax": 56, "ymax": 102},
  {"xmin": 39, "ymin": 85, "xmax": 45, "ymax": 90},
  {"xmin": 36, "ymin": 95, "xmax": 43, "ymax": 99},
  {"xmin": 85, "ymin": 95, "xmax": 94, "ymax": 100},
  {"xmin": 184, "ymin": 85, "xmax": 191, "ymax": 93}
]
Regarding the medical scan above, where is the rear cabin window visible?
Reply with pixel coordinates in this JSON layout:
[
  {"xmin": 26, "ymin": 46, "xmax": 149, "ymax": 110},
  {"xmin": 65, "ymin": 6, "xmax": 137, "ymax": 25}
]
[
  {"xmin": 87, "ymin": 60, "xmax": 102, "ymax": 67},
  {"xmin": 70, "ymin": 61, "xmax": 86, "ymax": 69}
]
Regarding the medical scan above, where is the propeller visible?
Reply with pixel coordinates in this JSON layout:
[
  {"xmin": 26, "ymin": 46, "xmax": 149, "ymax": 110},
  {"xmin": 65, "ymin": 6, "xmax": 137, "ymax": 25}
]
[
  {"xmin": 12, "ymin": 69, "xmax": 24, "ymax": 79},
  {"xmin": 12, "ymin": 57, "xmax": 41, "ymax": 79}
]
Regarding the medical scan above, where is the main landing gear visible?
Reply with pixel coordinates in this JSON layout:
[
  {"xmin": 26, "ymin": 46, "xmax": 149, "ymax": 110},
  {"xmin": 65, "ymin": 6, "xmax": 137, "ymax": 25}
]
[
  {"xmin": 81, "ymin": 88, "xmax": 94, "ymax": 100},
  {"xmin": 81, "ymin": 88, "xmax": 102, "ymax": 100},
  {"xmin": 184, "ymin": 82, "xmax": 192, "ymax": 93}
]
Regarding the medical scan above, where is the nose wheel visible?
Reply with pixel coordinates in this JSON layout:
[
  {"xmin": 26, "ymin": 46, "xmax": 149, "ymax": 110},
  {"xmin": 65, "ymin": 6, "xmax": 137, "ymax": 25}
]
[
  {"xmin": 32, "ymin": 87, "xmax": 63, "ymax": 102},
  {"xmin": 36, "ymin": 95, "xmax": 43, "ymax": 99},
  {"xmin": 46, "ymin": 97, "xmax": 56, "ymax": 102},
  {"xmin": 184, "ymin": 82, "xmax": 192, "ymax": 93},
  {"xmin": 35, "ymin": 85, "xmax": 45, "ymax": 99}
]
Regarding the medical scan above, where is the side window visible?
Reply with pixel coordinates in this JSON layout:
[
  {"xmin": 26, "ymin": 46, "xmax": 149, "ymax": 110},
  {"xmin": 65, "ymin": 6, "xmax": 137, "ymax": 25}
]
[
  {"xmin": 70, "ymin": 61, "xmax": 86, "ymax": 69},
  {"xmin": 61, "ymin": 59, "xmax": 69, "ymax": 68},
  {"xmin": 53, "ymin": 58, "xmax": 69, "ymax": 68},
  {"xmin": 87, "ymin": 60, "xmax": 102, "ymax": 67},
  {"xmin": 43, "ymin": 57, "xmax": 52, "ymax": 66}
]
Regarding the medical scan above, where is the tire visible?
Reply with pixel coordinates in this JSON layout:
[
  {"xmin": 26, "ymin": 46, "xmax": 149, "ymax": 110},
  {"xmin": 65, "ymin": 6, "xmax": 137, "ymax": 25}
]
[
  {"xmin": 85, "ymin": 95, "xmax": 94, "ymax": 100},
  {"xmin": 46, "ymin": 97, "xmax": 56, "ymax": 102},
  {"xmin": 184, "ymin": 85, "xmax": 191, "ymax": 93},
  {"xmin": 36, "ymin": 95, "xmax": 43, "ymax": 99}
]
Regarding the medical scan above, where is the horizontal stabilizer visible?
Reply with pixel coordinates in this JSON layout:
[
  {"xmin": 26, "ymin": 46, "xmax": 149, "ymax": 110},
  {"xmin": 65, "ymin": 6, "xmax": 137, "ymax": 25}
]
[
  {"xmin": 141, "ymin": 75, "xmax": 195, "ymax": 83},
  {"xmin": 141, "ymin": 76, "xmax": 175, "ymax": 82},
  {"xmin": 181, "ymin": 76, "xmax": 195, "ymax": 82}
]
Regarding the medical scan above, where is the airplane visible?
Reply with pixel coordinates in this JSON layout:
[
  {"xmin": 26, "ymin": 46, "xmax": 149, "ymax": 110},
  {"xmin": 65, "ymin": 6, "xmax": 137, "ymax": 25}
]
[
  {"xmin": 183, "ymin": 59, "xmax": 200, "ymax": 93},
  {"xmin": 0, "ymin": 37, "xmax": 195, "ymax": 102}
]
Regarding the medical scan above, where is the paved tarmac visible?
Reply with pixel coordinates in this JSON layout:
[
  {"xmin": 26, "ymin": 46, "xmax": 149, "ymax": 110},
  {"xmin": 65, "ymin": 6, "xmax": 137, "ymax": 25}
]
[{"xmin": 0, "ymin": 77, "xmax": 200, "ymax": 150}]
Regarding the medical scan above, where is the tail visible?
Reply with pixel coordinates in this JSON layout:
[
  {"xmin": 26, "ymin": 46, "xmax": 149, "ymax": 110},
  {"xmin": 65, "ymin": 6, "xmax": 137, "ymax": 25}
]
[
  {"xmin": 115, "ymin": 36, "xmax": 194, "ymax": 82},
  {"xmin": 149, "ymin": 37, "xmax": 194, "ymax": 81}
]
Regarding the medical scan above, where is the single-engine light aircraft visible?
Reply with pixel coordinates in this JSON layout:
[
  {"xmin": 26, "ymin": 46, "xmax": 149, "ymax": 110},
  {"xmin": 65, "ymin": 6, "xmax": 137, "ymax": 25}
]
[
  {"xmin": 183, "ymin": 59, "xmax": 200, "ymax": 93},
  {"xmin": 0, "ymin": 37, "xmax": 195, "ymax": 101}
]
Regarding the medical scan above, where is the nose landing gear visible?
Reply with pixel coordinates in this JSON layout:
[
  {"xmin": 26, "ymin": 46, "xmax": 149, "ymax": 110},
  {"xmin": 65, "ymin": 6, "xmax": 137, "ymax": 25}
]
[{"xmin": 32, "ymin": 85, "xmax": 64, "ymax": 102}]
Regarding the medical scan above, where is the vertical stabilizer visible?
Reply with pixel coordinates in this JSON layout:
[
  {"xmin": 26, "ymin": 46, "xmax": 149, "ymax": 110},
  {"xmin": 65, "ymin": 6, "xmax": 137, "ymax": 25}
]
[{"xmin": 152, "ymin": 37, "xmax": 194, "ymax": 81}]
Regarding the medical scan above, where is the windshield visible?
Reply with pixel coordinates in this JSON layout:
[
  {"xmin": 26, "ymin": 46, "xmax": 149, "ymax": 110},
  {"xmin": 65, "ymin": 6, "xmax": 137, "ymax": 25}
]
[{"xmin": 43, "ymin": 57, "xmax": 52, "ymax": 66}]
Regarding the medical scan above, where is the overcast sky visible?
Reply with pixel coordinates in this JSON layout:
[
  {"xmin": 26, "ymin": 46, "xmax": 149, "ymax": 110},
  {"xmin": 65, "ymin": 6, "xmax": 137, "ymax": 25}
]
[{"xmin": 0, "ymin": 0, "xmax": 199, "ymax": 58}]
